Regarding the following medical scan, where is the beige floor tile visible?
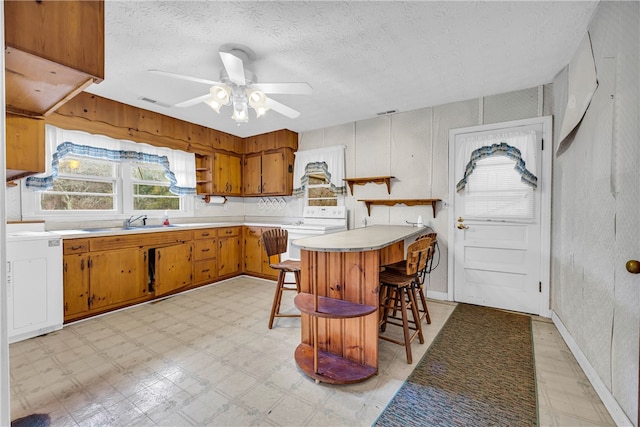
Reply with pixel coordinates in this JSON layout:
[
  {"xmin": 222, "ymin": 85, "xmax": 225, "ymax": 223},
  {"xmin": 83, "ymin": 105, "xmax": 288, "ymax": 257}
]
[{"xmin": 8, "ymin": 277, "xmax": 617, "ymax": 427}]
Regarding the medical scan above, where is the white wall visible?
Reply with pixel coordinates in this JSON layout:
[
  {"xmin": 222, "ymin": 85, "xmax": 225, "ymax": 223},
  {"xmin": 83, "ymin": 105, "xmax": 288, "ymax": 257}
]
[
  {"xmin": 297, "ymin": 86, "xmax": 550, "ymax": 296},
  {"xmin": 552, "ymin": 2, "xmax": 639, "ymax": 424}
]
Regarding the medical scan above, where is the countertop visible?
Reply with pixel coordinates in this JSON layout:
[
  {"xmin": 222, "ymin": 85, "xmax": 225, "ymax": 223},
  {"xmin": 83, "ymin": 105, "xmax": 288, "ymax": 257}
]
[
  {"xmin": 292, "ymin": 225, "xmax": 427, "ymax": 252},
  {"xmin": 52, "ymin": 221, "xmax": 283, "ymax": 238}
]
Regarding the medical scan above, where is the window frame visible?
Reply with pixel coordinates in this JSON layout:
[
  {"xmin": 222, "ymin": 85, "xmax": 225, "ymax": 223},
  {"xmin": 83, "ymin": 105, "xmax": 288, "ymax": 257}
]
[{"xmin": 21, "ymin": 155, "xmax": 194, "ymax": 221}]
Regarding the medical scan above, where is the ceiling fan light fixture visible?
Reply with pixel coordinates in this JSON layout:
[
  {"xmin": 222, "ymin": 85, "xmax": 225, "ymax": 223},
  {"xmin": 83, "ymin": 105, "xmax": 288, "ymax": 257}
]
[
  {"xmin": 254, "ymin": 105, "xmax": 269, "ymax": 118},
  {"xmin": 231, "ymin": 101, "xmax": 249, "ymax": 123},
  {"xmin": 247, "ymin": 89, "xmax": 266, "ymax": 108},
  {"xmin": 210, "ymin": 85, "xmax": 231, "ymax": 104},
  {"xmin": 204, "ymin": 98, "xmax": 223, "ymax": 113}
]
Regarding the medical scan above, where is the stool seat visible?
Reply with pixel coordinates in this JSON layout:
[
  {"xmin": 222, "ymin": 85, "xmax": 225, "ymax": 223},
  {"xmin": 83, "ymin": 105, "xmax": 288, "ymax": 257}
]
[
  {"xmin": 262, "ymin": 228, "xmax": 302, "ymax": 329},
  {"xmin": 269, "ymin": 259, "xmax": 301, "ymax": 272}
]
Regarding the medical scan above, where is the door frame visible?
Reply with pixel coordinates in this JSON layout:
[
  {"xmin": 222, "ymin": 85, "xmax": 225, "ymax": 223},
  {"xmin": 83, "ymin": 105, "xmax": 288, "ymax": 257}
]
[{"xmin": 447, "ymin": 116, "xmax": 553, "ymax": 317}]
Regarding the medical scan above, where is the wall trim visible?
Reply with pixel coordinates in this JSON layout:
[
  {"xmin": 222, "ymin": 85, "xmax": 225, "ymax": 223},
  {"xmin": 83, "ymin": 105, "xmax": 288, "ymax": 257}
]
[
  {"xmin": 552, "ymin": 311, "xmax": 633, "ymax": 427},
  {"xmin": 426, "ymin": 290, "xmax": 448, "ymax": 301}
]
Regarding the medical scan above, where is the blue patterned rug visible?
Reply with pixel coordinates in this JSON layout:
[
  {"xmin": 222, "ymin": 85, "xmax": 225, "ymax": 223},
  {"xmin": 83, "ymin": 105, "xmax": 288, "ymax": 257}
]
[{"xmin": 375, "ymin": 303, "xmax": 537, "ymax": 427}]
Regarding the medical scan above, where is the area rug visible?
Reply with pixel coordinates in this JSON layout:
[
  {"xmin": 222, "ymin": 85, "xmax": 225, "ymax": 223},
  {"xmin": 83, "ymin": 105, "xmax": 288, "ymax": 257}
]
[
  {"xmin": 11, "ymin": 413, "xmax": 50, "ymax": 427},
  {"xmin": 375, "ymin": 303, "xmax": 537, "ymax": 427}
]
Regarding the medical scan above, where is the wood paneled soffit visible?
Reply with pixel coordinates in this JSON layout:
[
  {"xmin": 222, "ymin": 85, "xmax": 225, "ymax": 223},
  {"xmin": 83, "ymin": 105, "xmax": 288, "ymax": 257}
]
[{"xmin": 47, "ymin": 93, "xmax": 243, "ymax": 155}]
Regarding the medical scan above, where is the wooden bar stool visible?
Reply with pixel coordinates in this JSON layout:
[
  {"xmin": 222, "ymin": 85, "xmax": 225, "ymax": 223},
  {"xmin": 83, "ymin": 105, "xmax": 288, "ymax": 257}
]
[
  {"xmin": 383, "ymin": 233, "xmax": 436, "ymax": 324},
  {"xmin": 262, "ymin": 228, "xmax": 302, "ymax": 329},
  {"xmin": 378, "ymin": 238, "xmax": 431, "ymax": 363}
]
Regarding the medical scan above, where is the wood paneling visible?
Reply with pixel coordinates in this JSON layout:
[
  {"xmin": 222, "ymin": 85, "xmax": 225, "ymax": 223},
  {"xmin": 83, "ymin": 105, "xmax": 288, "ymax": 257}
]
[
  {"xmin": 5, "ymin": 0, "xmax": 105, "ymax": 78},
  {"xmin": 47, "ymin": 93, "xmax": 242, "ymax": 155}
]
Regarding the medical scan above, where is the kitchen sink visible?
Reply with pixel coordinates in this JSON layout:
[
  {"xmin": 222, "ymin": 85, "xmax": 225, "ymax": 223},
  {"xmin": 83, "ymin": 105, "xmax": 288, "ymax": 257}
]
[{"xmin": 81, "ymin": 224, "xmax": 177, "ymax": 232}]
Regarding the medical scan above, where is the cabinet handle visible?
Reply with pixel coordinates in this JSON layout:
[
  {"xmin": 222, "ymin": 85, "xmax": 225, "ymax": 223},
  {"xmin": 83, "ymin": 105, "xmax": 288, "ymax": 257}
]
[
  {"xmin": 81, "ymin": 258, "xmax": 85, "ymax": 270},
  {"xmin": 201, "ymin": 232, "xmax": 210, "ymax": 237},
  {"xmin": 202, "ymin": 268, "xmax": 210, "ymax": 273},
  {"xmin": 202, "ymin": 248, "xmax": 210, "ymax": 252},
  {"xmin": 69, "ymin": 245, "xmax": 85, "ymax": 250}
]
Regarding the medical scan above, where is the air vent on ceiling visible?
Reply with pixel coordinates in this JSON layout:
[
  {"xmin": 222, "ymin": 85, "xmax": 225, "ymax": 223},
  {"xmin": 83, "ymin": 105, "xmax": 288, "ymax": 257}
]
[
  {"xmin": 376, "ymin": 109, "xmax": 398, "ymax": 116},
  {"xmin": 138, "ymin": 96, "xmax": 172, "ymax": 108}
]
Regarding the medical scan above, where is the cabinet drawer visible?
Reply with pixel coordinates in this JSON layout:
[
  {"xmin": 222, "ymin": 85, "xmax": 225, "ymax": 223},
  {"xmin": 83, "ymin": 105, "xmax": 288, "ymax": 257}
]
[
  {"xmin": 218, "ymin": 226, "xmax": 241, "ymax": 237},
  {"xmin": 63, "ymin": 238, "xmax": 90, "ymax": 254},
  {"xmin": 193, "ymin": 239, "xmax": 217, "ymax": 261},
  {"xmin": 194, "ymin": 259, "xmax": 217, "ymax": 284},
  {"xmin": 90, "ymin": 230, "xmax": 192, "ymax": 251},
  {"xmin": 193, "ymin": 228, "xmax": 217, "ymax": 240}
]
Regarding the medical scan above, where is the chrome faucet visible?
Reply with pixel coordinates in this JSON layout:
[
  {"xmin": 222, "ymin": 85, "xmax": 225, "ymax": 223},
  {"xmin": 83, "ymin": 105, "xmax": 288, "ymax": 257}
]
[{"xmin": 124, "ymin": 215, "xmax": 147, "ymax": 228}]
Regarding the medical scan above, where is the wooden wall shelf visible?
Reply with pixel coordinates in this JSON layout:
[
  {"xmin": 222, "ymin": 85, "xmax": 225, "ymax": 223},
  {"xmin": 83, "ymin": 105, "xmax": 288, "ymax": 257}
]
[
  {"xmin": 358, "ymin": 198, "xmax": 441, "ymax": 217},
  {"xmin": 343, "ymin": 176, "xmax": 394, "ymax": 195}
]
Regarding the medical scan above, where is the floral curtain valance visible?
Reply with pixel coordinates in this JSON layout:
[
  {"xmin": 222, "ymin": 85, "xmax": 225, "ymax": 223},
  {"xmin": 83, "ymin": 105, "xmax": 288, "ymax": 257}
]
[
  {"xmin": 456, "ymin": 130, "xmax": 538, "ymax": 192},
  {"xmin": 25, "ymin": 125, "xmax": 196, "ymax": 195},
  {"xmin": 292, "ymin": 145, "xmax": 346, "ymax": 197}
]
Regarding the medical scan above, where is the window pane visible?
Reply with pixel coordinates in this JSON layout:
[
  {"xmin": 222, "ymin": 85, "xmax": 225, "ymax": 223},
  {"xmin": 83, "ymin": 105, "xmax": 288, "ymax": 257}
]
[
  {"xmin": 52, "ymin": 178, "xmax": 113, "ymax": 194},
  {"xmin": 465, "ymin": 156, "xmax": 534, "ymax": 219},
  {"xmin": 134, "ymin": 197, "xmax": 180, "ymax": 210},
  {"xmin": 133, "ymin": 183, "xmax": 179, "ymax": 210},
  {"xmin": 131, "ymin": 163, "xmax": 169, "ymax": 182},
  {"xmin": 59, "ymin": 157, "xmax": 115, "ymax": 177},
  {"xmin": 41, "ymin": 194, "xmax": 114, "ymax": 210}
]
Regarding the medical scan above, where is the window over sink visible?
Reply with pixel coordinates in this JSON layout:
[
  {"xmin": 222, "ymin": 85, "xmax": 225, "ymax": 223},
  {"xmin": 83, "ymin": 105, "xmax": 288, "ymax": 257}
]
[{"xmin": 21, "ymin": 125, "xmax": 195, "ymax": 220}]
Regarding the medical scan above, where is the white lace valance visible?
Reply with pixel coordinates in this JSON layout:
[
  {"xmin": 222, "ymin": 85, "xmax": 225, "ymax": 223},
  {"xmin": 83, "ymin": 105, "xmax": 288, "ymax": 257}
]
[
  {"xmin": 293, "ymin": 145, "xmax": 346, "ymax": 197},
  {"xmin": 25, "ymin": 125, "xmax": 196, "ymax": 195},
  {"xmin": 456, "ymin": 131, "xmax": 538, "ymax": 192}
]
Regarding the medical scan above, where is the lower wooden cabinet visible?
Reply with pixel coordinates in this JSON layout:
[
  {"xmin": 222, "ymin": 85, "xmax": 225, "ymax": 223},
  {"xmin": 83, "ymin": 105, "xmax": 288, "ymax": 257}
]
[
  {"xmin": 152, "ymin": 242, "xmax": 192, "ymax": 296},
  {"xmin": 244, "ymin": 226, "xmax": 279, "ymax": 280},
  {"xmin": 63, "ymin": 240, "xmax": 148, "ymax": 321},
  {"xmin": 89, "ymin": 248, "xmax": 148, "ymax": 309},
  {"xmin": 193, "ymin": 228, "xmax": 218, "ymax": 286},
  {"xmin": 218, "ymin": 227, "xmax": 242, "ymax": 277},
  {"xmin": 62, "ymin": 225, "xmax": 279, "ymax": 323}
]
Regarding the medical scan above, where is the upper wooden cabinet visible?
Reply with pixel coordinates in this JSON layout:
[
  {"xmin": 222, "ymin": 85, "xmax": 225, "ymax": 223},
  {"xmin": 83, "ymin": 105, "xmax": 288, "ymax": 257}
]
[
  {"xmin": 5, "ymin": 0, "xmax": 105, "ymax": 117},
  {"xmin": 214, "ymin": 152, "xmax": 242, "ymax": 196},
  {"xmin": 243, "ymin": 148, "xmax": 295, "ymax": 196},
  {"xmin": 244, "ymin": 129, "xmax": 298, "ymax": 154},
  {"xmin": 6, "ymin": 113, "xmax": 45, "ymax": 181}
]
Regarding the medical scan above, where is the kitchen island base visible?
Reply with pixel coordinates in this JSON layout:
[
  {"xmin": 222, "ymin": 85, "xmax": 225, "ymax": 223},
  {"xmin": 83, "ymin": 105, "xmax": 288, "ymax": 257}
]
[{"xmin": 293, "ymin": 226, "xmax": 427, "ymax": 384}]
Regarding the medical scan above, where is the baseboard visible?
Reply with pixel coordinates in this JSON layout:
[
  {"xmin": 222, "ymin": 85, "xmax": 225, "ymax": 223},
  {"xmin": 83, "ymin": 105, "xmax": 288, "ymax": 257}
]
[
  {"xmin": 425, "ymin": 290, "xmax": 448, "ymax": 301},
  {"xmin": 551, "ymin": 311, "xmax": 633, "ymax": 427}
]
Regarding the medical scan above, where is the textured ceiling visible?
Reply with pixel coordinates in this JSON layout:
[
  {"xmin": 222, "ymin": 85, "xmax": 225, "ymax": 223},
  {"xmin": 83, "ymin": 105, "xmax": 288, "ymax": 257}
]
[{"xmin": 86, "ymin": 1, "xmax": 599, "ymax": 138}]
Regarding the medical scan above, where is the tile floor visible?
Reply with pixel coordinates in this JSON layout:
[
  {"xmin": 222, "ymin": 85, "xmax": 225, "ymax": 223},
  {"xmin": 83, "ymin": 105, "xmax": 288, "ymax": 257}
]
[{"xmin": 9, "ymin": 276, "xmax": 616, "ymax": 426}]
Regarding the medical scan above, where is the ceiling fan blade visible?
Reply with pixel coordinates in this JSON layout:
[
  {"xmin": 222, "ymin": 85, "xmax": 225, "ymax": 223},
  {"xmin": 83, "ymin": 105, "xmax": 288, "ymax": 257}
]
[
  {"xmin": 219, "ymin": 52, "xmax": 246, "ymax": 86},
  {"xmin": 253, "ymin": 82, "xmax": 313, "ymax": 95},
  {"xmin": 265, "ymin": 97, "xmax": 300, "ymax": 119},
  {"xmin": 149, "ymin": 69, "xmax": 221, "ymax": 86},
  {"xmin": 174, "ymin": 94, "xmax": 213, "ymax": 108}
]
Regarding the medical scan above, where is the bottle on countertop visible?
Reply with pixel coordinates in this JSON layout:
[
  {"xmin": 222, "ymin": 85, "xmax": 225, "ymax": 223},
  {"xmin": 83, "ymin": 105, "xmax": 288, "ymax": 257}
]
[{"xmin": 163, "ymin": 210, "xmax": 170, "ymax": 226}]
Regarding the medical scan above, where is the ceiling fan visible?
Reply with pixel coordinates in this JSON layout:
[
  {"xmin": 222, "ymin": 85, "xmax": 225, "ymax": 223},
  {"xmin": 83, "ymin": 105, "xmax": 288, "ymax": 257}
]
[{"xmin": 149, "ymin": 45, "xmax": 312, "ymax": 124}]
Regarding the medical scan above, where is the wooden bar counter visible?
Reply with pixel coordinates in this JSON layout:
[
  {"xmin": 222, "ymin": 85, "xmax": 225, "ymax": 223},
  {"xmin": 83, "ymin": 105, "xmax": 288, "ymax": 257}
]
[{"xmin": 292, "ymin": 225, "xmax": 428, "ymax": 384}]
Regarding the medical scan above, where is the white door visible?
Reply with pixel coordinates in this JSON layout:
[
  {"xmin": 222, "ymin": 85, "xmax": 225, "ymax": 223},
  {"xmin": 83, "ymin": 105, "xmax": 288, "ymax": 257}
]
[{"xmin": 449, "ymin": 117, "xmax": 552, "ymax": 315}]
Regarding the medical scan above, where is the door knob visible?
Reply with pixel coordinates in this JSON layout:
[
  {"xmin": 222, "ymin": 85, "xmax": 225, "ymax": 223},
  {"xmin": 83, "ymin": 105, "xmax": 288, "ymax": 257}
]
[
  {"xmin": 457, "ymin": 223, "xmax": 469, "ymax": 230},
  {"xmin": 626, "ymin": 260, "xmax": 640, "ymax": 274}
]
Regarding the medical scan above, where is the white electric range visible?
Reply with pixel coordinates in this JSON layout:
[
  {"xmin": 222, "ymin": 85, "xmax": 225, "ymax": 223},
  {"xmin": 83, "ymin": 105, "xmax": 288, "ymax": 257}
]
[{"xmin": 281, "ymin": 206, "xmax": 348, "ymax": 260}]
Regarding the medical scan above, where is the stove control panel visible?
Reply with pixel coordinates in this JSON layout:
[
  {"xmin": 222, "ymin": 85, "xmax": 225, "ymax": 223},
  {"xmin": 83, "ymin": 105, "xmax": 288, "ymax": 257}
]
[{"xmin": 303, "ymin": 206, "xmax": 346, "ymax": 219}]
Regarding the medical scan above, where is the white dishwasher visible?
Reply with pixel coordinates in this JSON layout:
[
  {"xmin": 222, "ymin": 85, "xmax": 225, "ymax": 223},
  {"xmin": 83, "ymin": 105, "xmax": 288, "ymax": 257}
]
[{"xmin": 6, "ymin": 227, "xmax": 63, "ymax": 343}]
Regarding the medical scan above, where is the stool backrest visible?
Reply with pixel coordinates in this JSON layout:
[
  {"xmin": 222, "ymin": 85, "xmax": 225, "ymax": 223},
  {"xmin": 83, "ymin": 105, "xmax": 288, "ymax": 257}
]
[
  {"xmin": 404, "ymin": 237, "xmax": 433, "ymax": 276},
  {"xmin": 262, "ymin": 228, "xmax": 289, "ymax": 258}
]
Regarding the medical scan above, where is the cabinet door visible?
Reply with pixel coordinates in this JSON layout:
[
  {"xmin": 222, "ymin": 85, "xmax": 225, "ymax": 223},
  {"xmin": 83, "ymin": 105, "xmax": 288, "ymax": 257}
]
[
  {"xmin": 261, "ymin": 151, "xmax": 286, "ymax": 194},
  {"xmin": 243, "ymin": 154, "xmax": 262, "ymax": 195},
  {"xmin": 227, "ymin": 153, "xmax": 243, "ymax": 196},
  {"xmin": 6, "ymin": 114, "xmax": 45, "ymax": 181},
  {"xmin": 89, "ymin": 248, "xmax": 147, "ymax": 309},
  {"xmin": 218, "ymin": 236, "xmax": 241, "ymax": 276},
  {"xmin": 63, "ymin": 253, "xmax": 90, "ymax": 318},
  {"xmin": 214, "ymin": 152, "xmax": 243, "ymax": 196},
  {"xmin": 154, "ymin": 242, "xmax": 192, "ymax": 297},
  {"xmin": 244, "ymin": 227, "xmax": 264, "ymax": 274}
]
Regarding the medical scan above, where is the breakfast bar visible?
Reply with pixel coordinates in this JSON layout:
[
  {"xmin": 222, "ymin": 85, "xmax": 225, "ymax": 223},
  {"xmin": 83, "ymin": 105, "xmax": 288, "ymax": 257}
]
[{"xmin": 292, "ymin": 225, "xmax": 429, "ymax": 384}]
